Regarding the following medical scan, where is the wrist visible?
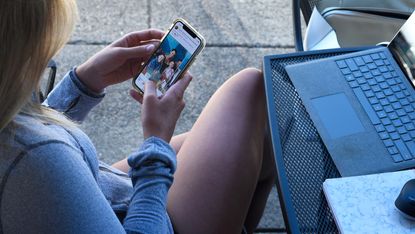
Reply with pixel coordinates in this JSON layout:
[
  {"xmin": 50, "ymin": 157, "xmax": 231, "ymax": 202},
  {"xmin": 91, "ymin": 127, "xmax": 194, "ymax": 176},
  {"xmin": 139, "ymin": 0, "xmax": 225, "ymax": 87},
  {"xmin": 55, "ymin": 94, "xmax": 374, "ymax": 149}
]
[{"xmin": 75, "ymin": 64, "xmax": 106, "ymax": 93}]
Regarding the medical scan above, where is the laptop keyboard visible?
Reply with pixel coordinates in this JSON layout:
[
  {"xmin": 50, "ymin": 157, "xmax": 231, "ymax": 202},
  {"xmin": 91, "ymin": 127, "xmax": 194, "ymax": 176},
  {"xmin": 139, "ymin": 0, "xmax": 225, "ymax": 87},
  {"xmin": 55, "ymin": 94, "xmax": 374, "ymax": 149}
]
[{"xmin": 336, "ymin": 51, "xmax": 415, "ymax": 163}]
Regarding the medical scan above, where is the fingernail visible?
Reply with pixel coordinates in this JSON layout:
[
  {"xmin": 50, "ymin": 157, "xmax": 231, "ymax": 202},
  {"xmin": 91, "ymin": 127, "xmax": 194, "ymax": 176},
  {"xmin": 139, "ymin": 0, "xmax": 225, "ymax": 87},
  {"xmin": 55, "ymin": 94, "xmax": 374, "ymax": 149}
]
[{"xmin": 146, "ymin": 44, "xmax": 155, "ymax": 52}]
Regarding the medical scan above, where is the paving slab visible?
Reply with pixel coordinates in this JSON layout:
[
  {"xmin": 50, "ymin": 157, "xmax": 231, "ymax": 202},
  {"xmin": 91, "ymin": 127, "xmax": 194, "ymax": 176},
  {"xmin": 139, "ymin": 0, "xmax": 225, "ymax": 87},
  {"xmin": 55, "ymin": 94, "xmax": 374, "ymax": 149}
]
[
  {"xmin": 71, "ymin": 0, "xmax": 149, "ymax": 42},
  {"xmin": 151, "ymin": 0, "xmax": 292, "ymax": 46}
]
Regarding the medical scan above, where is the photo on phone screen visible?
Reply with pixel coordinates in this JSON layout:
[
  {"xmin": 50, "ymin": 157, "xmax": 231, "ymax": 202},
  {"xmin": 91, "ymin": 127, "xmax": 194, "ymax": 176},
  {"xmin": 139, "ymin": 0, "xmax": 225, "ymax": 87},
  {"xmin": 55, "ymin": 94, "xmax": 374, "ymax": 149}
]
[{"xmin": 134, "ymin": 20, "xmax": 204, "ymax": 96}]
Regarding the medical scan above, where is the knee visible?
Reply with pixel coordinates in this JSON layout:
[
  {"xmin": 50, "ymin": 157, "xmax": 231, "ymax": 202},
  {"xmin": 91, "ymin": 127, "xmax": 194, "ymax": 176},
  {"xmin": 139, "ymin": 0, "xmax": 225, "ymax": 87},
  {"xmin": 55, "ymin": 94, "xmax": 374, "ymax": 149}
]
[{"xmin": 226, "ymin": 67, "xmax": 264, "ymax": 99}]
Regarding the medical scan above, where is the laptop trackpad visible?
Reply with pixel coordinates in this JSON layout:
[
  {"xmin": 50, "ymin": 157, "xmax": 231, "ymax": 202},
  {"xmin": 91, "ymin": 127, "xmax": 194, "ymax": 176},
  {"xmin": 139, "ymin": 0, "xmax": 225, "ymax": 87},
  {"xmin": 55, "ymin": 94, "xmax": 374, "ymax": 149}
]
[{"xmin": 311, "ymin": 93, "xmax": 364, "ymax": 139}]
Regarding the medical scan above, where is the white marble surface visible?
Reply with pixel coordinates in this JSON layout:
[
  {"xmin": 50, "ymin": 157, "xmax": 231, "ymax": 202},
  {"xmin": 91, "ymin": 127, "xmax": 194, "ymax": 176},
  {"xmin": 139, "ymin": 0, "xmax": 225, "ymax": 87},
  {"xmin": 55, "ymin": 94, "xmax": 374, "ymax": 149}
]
[{"xmin": 323, "ymin": 170, "xmax": 415, "ymax": 234}]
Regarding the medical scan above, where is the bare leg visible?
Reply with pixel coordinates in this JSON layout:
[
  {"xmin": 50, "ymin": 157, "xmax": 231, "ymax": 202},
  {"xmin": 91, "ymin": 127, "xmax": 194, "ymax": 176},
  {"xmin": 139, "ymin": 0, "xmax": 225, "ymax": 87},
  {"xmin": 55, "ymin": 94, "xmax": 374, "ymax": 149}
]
[
  {"xmin": 111, "ymin": 133, "xmax": 188, "ymax": 173},
  {"xmin": 167, "ymin": 68, "xmax": 275, "ymax": 233}
]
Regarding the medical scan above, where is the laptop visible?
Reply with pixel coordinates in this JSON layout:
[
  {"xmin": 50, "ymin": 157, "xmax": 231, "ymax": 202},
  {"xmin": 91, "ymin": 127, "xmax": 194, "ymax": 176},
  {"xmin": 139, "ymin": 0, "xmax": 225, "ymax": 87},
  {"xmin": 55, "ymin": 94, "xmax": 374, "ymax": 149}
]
[{"xmin": 285, "ymin": 11, "xmax": 415, "ymax": 177}]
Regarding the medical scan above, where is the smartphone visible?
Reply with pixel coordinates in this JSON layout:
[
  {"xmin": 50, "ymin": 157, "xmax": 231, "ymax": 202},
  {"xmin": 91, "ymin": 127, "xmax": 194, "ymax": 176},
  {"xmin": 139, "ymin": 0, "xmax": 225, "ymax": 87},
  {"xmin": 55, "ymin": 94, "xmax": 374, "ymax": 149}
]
[{"xmin": 133, "ymin": 19, "xmax": 205, "ymax": 96}]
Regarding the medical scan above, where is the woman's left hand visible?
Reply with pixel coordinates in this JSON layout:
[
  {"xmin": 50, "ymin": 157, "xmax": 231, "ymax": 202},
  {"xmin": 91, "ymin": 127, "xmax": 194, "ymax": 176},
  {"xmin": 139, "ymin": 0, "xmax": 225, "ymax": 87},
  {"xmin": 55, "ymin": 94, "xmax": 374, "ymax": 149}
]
[{"xmin": 76, "ymin": 29, "xmax": 164, "ymax": 93}]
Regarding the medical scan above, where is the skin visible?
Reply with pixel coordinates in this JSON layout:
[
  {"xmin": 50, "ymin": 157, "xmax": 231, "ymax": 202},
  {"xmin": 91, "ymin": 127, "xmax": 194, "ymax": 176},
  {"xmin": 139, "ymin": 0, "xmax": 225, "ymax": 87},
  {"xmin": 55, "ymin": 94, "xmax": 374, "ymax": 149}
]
[{"xmin": 77, "ymin": 29, "xmax": 276, "ymax": 233}]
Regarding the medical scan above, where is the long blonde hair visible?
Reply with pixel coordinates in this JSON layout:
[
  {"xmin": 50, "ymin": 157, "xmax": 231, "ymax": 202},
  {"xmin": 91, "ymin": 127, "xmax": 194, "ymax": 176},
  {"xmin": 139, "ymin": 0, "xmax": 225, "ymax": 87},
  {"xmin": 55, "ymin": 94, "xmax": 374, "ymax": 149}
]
[{"xmin": 0, "ymin": 0, "xmax": 78, "ymax": 131}]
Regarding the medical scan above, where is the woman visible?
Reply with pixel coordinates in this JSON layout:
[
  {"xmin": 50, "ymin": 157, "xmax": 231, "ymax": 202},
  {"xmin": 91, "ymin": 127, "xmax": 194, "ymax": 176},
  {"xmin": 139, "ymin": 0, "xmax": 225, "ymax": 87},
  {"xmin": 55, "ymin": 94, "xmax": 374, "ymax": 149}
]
[{"xmin": 0, "ymin": 1, "xmax": 276, "ymax": 233}]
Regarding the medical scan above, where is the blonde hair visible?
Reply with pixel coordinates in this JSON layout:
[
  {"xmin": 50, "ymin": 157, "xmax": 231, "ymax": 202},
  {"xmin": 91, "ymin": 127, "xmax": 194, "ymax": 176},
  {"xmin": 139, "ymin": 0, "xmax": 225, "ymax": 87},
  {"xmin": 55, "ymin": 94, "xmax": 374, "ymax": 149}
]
[{"xmin": 0, "ymin": 0, "xmax": 78, "ymax": 131}]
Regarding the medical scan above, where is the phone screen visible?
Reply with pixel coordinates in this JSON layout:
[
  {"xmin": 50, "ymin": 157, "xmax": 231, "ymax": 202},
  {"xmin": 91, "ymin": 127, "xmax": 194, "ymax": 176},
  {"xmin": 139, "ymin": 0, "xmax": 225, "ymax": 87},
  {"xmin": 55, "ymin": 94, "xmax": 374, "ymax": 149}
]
[{"xmin": 134, "ymin": 21, "xmax": 203, "ymax": 96}]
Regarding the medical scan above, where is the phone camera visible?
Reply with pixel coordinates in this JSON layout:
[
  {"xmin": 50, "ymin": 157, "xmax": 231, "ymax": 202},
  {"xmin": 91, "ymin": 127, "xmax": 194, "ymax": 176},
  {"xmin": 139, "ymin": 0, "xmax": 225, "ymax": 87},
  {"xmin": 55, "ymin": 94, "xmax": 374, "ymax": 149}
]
[{"xmin": 175, "ymin": 26, "xmax": 179, "ymax": 30}]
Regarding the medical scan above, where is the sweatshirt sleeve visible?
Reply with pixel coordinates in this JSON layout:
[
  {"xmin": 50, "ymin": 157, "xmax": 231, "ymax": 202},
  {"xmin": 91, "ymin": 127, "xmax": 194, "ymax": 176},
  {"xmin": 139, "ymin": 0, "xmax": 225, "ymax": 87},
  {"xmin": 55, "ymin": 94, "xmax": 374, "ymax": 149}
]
[
  {"xmin": 123, "ymin": 137, "xmax": 176, "ymax": 234},
  {"xmin": 42, "ymin": 68, "xmax": 105, "ymax": 122}
]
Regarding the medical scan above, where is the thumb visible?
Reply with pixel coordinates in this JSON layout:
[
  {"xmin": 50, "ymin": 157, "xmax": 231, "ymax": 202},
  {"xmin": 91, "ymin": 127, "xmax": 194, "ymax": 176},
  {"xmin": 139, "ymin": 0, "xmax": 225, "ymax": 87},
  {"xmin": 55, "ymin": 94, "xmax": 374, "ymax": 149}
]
[
  {"xmin": 121, "ymin": 44, "xmax": 155, "ymax": 59},
  {"xmin": 144, "ymin": 80, "xmax": 157, "ymax": 98}
]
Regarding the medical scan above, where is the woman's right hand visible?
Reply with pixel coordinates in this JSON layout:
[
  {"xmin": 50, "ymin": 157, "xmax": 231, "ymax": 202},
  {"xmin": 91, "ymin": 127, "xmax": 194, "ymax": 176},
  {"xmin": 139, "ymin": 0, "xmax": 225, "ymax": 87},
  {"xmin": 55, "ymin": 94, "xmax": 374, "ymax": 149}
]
[{"xmin": 130, "ymin": 74, "xmax": 192, "ymax": 142}]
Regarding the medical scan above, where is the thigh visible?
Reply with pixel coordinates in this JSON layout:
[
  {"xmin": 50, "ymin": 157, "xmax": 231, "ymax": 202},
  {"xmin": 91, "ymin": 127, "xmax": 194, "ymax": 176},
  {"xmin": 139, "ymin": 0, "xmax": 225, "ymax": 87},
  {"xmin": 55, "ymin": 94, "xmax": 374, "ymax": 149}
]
[{"xmin": 167, "ymin": 68, "xmax": 266, "ymax": 234}]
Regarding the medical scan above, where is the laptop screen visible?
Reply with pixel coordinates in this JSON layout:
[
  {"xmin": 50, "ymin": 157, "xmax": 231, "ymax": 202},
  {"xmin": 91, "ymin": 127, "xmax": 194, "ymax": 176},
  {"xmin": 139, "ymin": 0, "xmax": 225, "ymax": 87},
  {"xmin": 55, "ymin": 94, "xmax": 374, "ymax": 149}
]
[{"xmin": 388, "ymin": 11, "xmax": 415, "ymax": 87}]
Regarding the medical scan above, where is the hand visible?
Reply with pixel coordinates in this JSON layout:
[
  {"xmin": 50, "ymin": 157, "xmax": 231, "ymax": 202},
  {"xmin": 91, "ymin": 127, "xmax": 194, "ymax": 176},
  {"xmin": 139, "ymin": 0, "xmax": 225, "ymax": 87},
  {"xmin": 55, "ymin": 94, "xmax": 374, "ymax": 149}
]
[
  {"xmin": 76, "ymin": 29, "xmax": 164, "ymax": 93},
  {"xmin": 130, "ymin": 73, "xmax": 193, "ymax": 142}
]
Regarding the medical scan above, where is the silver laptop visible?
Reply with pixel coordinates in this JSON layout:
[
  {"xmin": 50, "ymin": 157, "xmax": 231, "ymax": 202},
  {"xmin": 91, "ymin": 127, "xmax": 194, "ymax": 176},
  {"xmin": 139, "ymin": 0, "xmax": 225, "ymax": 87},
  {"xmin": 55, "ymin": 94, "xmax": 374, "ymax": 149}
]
[{"xmin": 285, "ymin": 11, "xmax": 415, "ymax": 177}]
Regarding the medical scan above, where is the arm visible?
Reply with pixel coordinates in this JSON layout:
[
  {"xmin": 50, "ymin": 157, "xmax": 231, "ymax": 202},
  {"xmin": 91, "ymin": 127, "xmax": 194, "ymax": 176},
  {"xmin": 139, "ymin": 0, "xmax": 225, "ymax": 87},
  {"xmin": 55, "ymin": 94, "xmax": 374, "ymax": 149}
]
[
  {"xmin": 43, "ymin": 68, "xmax": 105, "ymax": 122},
  {"xmin": 123, "ymin": 137, "xmax": 176, "ymax": 233}
]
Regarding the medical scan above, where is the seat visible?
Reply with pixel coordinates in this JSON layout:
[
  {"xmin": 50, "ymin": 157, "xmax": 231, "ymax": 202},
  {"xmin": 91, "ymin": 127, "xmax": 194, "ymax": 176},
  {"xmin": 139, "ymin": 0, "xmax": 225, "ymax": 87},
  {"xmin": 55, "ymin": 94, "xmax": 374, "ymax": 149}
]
[{"xmin": 293, "ymin": 0, "xmax": 415, "ymax": 51}]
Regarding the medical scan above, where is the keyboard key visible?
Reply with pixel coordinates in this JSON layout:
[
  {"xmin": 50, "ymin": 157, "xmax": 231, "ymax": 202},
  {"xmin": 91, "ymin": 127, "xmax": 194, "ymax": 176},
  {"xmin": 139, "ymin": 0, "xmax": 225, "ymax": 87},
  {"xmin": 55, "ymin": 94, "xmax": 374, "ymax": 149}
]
[
  {"xmin": 345, "ymin": 59, "xmax": 358, "ymax": 71},
  {"xmin": 371, "ymin": 69, "xmax": 381, "ymax": 76},
  {"xmin": 402, "ymin": 134, "xmax": 411, "ymax": 142},
  {"xmin": 405, "ymin": 123, "xmax": 415, "ymax": 131},
  {"xmin": 375, "ymin": 124, "xmax": 385, "ymax": 132},
  {"xmin": 394, "ymin": 140, "xmax": 412, "ymax": 160},
  {"xmin": 379, "ymin": 132, "xmax": 389, "ymax": 140},
  {"xmin": 391, "ymin": 85, "xmax": 401, "ymax": 92},
  {"xmin": 341, "ymin": 68, "xmax": 352, "ymax": 75},
  {"xmin": 379, "ymin": 66, "xmax": 389, "ymax": 73},
  {"xmin": 363, "ymin": 55, "xmax": 373, "ymax": 63},
  {"xmin": 375, "ymin": 60, "xmax": 385, "ymax": 66},
  {"xmin": 353, "ymin": 87, "xmax": 381, "ymax": 125},
  {"xmin": 365, "ymin": 90, "xmax": 375, "ymax": 98},
  {"xmin": 379, "ymin": 82, "xmax": 388, "ymax": 89},
  {"xmin": 353, "ymin": 71, "xmax": 363, "ymax": 77},
  {"xmin": 388, "ymin": 146, "xmax": 399, "ymax": 155},
  {"xmin": 383, "ymin": 139, "xmax": 394, "ymax": 147},
  {"xmin": 381, "ymin": 118, "xmax": 392, "ymax": 125},
  {"xmin": 371, "ymin": 53, "xmax": 381, "ymax": 60},
  {"xmin": 386, "ymin": 78, "xmax": 396, "ymax": 85},
  {"xmin": 384, "ymin": 105, "xmax": 394, "ymax": 113},
  {"xmin": 390, "ymin": 132, "xmax": 400, "ymax": 140},
  {"xmin": 377, "ymin": 111, "xmax": 387, "ymax": 119},
  {"xmin": 393, "ymin": 119, "xmax": 403, "ymax": 127},
  {"xmin": 379, "ymin": 53, "xmax": 386, "ymax": 59},
  {"xmin": 404, "ymin": 90, "xmax": 411, "ymax": 97},
  {"xmin": 357, "ymin": 78, "xmax": 366, "ymax": 84},
  {"xmin": 383, "ymin": 89, "xmax": 393, "ymax": 96},
  {"xmin": 383, "ymin": 72, "xmax": 392, "ymax": 79},
  {"xmin": 410, "ymin": 131, "xmax": 415, "ymax": 138},
  {"xmin": 392, "ymin": 153, "xmax": 404, "ymax": 163},
  {"xmin": 385, "ymin": 125, "xmax": 396, "ymax": 133},
  {"xmin": 368, "ymin": 63, "xmax": 377, "ymax": 70},
  {"xmin": 390, "ymin": 68, "xmax": 397, "ymax": 74},
  {"xmin": 354, "ymin": 57, "xmax": 365, "ymax": 66},
  {"xmin": 360, "ymin": 66, "xmax": 369, "ymax": 73},
  {"xmin": 384, "ymin": 59, "xmax": 390, "ymax": 65},
  {"xmin": 410, "ymin": 112, "xmax": 415, "ymax": 120},
  {"xmin": 375, "ymin": 92, "xmax": 385, "ymax": 99},
  {"xmin": 345, "ymin": 75, "xmax": 354, "ymax": 82},
  {"xmin": 369, "ymin": 98, "xmax": 380, "ymax": 105},
  {"xmin": 349, "ymin": 81, "xmax": 359, "ymax": 88},
  {"xmin": 363, "ymin": 72, "xmax": 373, "ymax": 79},
  {"xmin": 380, "ymin": 98, "xmax": 389, "ymax": 106},
  {"xmin": 336, "ymin": 60, "xmax": 347, "ymax": 68},
  {"xmin": 397, "ymin": 126, "xmax": 407, "ymax": 134},
  {"xmin": 361, "ymin": 84, "xmax": 370, "ymax": 91},
  {"xmin": 401, "ymin": 116, "xmax": 411, "ymax": 124},
  {"xmin": 388, "ymin": 112, "xmax": 399, "ymax": 120}
]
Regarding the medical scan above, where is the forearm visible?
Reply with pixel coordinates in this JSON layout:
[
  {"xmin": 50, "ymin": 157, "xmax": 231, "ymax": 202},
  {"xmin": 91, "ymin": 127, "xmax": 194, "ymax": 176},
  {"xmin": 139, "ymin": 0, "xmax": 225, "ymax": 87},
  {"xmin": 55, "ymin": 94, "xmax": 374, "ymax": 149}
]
[{"xmin": 123, "ymin": 137, "xmax": 176, "ymax": 233}]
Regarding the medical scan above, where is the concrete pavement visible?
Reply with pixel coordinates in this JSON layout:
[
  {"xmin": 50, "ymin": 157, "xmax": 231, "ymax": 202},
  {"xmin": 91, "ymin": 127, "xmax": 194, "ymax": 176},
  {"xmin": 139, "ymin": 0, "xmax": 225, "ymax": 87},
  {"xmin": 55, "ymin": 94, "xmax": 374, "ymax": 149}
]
[{"xmin": 54, "ymin": 0, "xmax": 296, "ymax": 231}]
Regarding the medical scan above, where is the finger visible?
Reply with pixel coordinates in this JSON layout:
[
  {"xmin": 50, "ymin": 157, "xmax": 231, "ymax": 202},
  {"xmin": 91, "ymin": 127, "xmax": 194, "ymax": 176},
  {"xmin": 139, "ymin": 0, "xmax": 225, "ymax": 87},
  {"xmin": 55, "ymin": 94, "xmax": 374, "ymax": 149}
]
[
  {"xmin": 121, "ymin": 29, "xmax": 165, "ymax": 47},
  {"xmin": 165, "ymin": 73, "xmax": 192, "ymax": 100},
  {"xmin": 129, "ymin": 89, "xmax": 143, "ymax": 104},
  {"xmin": 120, "ymin": 43, "xmax": 156, "ymax": 60},
  {"xmin": 144, "ymin": 80, "xmax": 157, "ymax": 98}
]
